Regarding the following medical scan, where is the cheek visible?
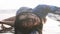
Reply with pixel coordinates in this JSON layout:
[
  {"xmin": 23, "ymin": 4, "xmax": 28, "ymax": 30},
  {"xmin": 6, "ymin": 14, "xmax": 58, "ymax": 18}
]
[
  {"xmin": 20, "ymin": 21, "xmax": 34, "ymax": 28},
  {"xmin": 34, "ymin": 17, "xmax": 41, "ymax": 26}
]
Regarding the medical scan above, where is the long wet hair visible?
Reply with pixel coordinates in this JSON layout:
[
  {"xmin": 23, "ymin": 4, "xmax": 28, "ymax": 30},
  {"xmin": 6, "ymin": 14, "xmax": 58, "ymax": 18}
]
[{"xmin": 14, "ymin": 7, "xmax": 44, "ymax": 34}]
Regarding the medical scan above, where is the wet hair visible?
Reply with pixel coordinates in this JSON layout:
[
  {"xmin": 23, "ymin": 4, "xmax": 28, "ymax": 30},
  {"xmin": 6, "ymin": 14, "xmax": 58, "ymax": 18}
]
[
  {"xmin": 14, "ymin": 7, "xmax": 44, "ymax": 34},
  {"xmin": 16, "ymin": 7, "xmax": 32, "ymax": 15}
]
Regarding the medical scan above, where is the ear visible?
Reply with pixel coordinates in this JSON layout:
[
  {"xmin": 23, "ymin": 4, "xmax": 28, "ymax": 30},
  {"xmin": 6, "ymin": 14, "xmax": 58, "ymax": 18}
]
[{"xmin": 42, "ymin": 18, "xmax": 47, "ymax": 24}]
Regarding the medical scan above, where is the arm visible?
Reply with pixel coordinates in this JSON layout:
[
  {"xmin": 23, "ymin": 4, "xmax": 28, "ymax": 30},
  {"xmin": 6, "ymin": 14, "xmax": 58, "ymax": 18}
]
[
  {"xmin": 0, "ymin": 21, "xmax": 14, "ymax": 27},
  {"xmin": 0, "ymin": 16, "xmax": 15, "ymax": 26}
]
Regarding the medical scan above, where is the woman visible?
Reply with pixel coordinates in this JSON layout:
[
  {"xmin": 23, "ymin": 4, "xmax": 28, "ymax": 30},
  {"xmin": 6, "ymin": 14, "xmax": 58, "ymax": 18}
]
[{"xmin": 14, "ymin": 7, "xmax": 45, "ymax": 34}]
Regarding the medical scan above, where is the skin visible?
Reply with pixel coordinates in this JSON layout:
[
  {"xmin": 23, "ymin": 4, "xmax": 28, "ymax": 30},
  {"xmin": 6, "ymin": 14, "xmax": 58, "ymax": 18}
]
[{"xmin": 0, "ymin": 16, "xmax": 15, "ymax": 27}]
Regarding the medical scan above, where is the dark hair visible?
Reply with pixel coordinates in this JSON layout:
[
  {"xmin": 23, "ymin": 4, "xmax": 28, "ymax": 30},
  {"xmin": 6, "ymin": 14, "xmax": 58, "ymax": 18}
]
[{"xmin": 14, "ymin": 7, "xmax": 43, "ymax": 34}]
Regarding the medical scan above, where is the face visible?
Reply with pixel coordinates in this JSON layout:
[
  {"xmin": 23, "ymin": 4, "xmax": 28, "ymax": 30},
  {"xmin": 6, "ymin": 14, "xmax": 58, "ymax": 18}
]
[{"xmin": 18, "ymin": 13, "xmax": 41, "ymax": 29}]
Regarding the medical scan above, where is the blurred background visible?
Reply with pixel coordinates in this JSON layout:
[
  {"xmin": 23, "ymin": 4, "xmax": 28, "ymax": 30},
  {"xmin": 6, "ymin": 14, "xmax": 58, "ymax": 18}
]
[{"xmin": 0, "ymin": 0, "xmax": 60, "ymax": 34}]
